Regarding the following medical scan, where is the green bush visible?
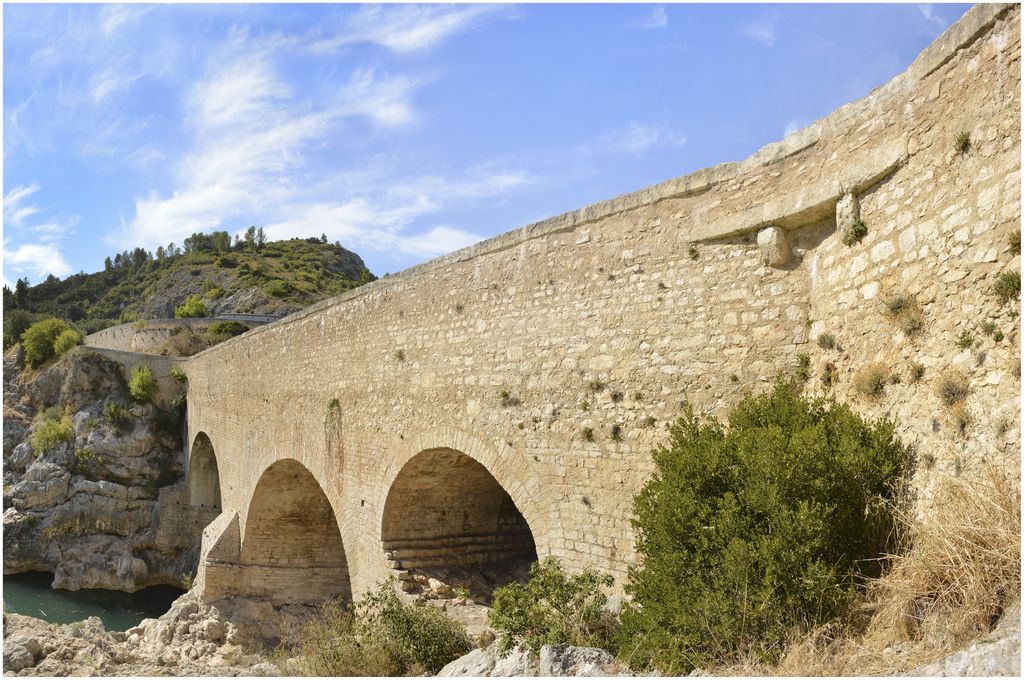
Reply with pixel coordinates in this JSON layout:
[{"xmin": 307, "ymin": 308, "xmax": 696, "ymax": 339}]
[
  {"xmin": 32, "ymin": 410, "xmax": 74, "ymax": 456},
  {"xmin": 207, "ymin": 321, "xmax": 248, "ymax": 338},
  {"xmin": 264, "ymin": 279, "xmax": 292, "ymax": 298},
  {"xmin": 616, "ymin": 381, "xmax": 911, "ymax": 674},
  {"xmin": 841, "ymin": 218, "xmax": 868, "ymax": 246},
  {"xmin": 103, "ymin": 401, "xmax": 134, "ymax": 434},
  {"xmin": 174, "ymin": 295, "xmax": 207, "ymax": 318},
  {"xmin": 284, "ymin": 581, "xmax": 470, "ymax": 676},
  {"xmin": 128, "ymin": 365, "xmax": 157, "ymax": 403},
  {"xmin": 994, "ymin": 270, "xmax": 1020, "ymax": 304},
  {"xmin": 489, "ymin": 557, "xmax": 614, "ymax": 656},
  {"xmin": 169, "ymin": 365, "xmax": 187, "ymax": 383},
  {"xmin": 53, "ymin": 328, "xmax": 83, "ymax": 357},
  {"xmin": 21, "ymin": 318, "xmax": 73, "ymax": 368}
]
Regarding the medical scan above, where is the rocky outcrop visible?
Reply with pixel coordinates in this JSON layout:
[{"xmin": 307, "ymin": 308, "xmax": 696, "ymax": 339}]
[
  {"xmin": 438, "ymin": 642, "xmax": 645, "ymax": 677},
  {"xmin": 907, "ymin": 603, "xmax": 1022, "ymax": 677},
  {"xmin": 2, "ymin": 347, "xmax": 204, "ymax": 592}
]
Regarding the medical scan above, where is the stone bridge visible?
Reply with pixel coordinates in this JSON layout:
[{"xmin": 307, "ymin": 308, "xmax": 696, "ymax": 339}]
[{"xmin": 97, "ymin": 4, "xmax": 1019, "ymax": 606}]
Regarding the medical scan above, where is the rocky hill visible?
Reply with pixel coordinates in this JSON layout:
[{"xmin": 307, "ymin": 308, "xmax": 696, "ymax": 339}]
[{"xmin": 3, "ymin": 235, "xmax": 374, "ymax": 337}]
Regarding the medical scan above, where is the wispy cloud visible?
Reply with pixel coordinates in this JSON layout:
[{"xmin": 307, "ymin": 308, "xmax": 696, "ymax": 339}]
[
  {"xmin": 602, "ymin": 122, "xmax": 687, "ymax": 155},
  {"xmin": 783, "ymin": 120, "xmax": 803, "ymax": 137},
  {"xmin": 740, "ymin": 16, "xmax": 778, "ymax": 47},
  {"xmin": 309, "ymin": 3, "xmax": 504, "ymax": 54},
  {"xmin": 90, "ymin": 66, "xmax": 146, "ymax": 103},
  {"xmin": 99, "ymin": 4, "xmax": 155, "ymax": 38},
  {"xmin": 917, "ymin": 5, "xmax": 948, "ymax": 31},
  {"xmin": 636, "ymin": 6, "xmax": 668, "ymax": 31},
  {"xmin": 3, "ymin": 184, "xmax": 41, "ymax": 226}
]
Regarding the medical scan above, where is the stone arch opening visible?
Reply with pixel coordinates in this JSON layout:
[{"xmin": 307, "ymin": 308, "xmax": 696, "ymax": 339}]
[
  {"xmin": 240, "ymin": 459, "xmax": 351, "ymax": 604},
  {"xmin": 188, "ymin": 432, "xmax": 222, "ymax": 510},
  {"xmin": 381, "ymin": 448, "xmax": 538, "ymax": 601}
]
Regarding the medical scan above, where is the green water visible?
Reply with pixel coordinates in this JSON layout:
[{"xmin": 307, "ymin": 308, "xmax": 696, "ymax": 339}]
[{"xmin": 2, "ymin": 571, "xmax": 185, "ymax": 631}]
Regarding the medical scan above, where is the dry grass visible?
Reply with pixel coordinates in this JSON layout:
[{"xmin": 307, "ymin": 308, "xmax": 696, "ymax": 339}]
[{"xmin": 712, "ymin": 466, "xmax": 1020, "ymax": 676}]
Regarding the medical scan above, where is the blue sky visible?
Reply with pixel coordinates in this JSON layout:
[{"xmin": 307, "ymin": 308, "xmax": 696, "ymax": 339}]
[{"xmin": 3, "ymin": 2, "xmax": 971, "ymax": 285}]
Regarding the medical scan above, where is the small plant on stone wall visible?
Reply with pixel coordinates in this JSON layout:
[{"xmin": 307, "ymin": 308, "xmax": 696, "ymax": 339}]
[
  {"xmin": 633, "ymin": 391, "xmax": 643, "ymax": 401},
  {"xmin": 394, "ymin": 349, "xmax": 405, "ymax": 362},
  {"xmin": 588, "ymin": 380, "xmax": 604, "ymax": 392},
  {"xmin": 729, "ymin": 374, "xmax": 740, "ymax": 383},
  {"xmin": 688, "ymin": 246, "xmax": 699, "ymax": 261},
  {"xmin": 103, "ymin": 402, "xmax": 133, "ymax": 434},
  {"xmin": 994, "ymin": 330, "xmax": 1005, "ymax": 342},
  {"xmin": 954, "ymin": 130, "xmax": 971, "ymax": 155},
  {"xmin": 169, "ymin": 365, "xmax": 187, "ymax": 383},
  {"xmin": 1011, "ymin": 229, "xmax": 1021, "ymax": 253},
  {"xmin": 950, "ymin": 404, "xmax": 972, "ymax": 437},
  {"xmin": 644, "ymin": 416, "xmax": 657, "ymax": 428},
  {"xmin": 817, "ymin": 332, "xmax": 837, "ymax": 350},
  {"xmin": 582, "ymin": 427, "xmax": 595, "ymax": 442},
  {"xmin": 181, "ymin": 570, "xmax": 194, "ymax": 590},
  {"xmin": 956, "ymin": 330, "xmax": 976, "ymax": 350},
  {"xmin": 499, "ymin": 390, "xmax": 522, "ymax": 407},
  {"xmin": 795, "ymin": 353, "xmax": 812, "ymax": 382},
  {"xmin": 841, "ymin": 218, "xmax": 869, "ymax": 247},
  {"xmin": 993, "ymin": 270, "xmax": 1021, "ymax": 304},
  {"xmin": 610, "ymin": 390, "xmax": 624, "ymax": 403},
  {"xmin": 579, "ymin": 399, "xmax": 591, "ymax": 411},
  {"xmin": 853, "ymin": 363, "xmax": 889, "ymax": 399},
  {"xmin": 821, "ymin": 362, "xmax": 837, "ymax": 388},
  {"xmin": 980, "ymin": 321, "xmax": 998, "ymax": 336},
  {"xmin": 883, "ymin": 292, "xmax": 924, "ymax": 336},
  {"xmin": 128, "ymin": 365, "xmax": 157, "ymax": 403},
  {"xmin": 611, "ymin": 424, "xmax": 623, "ymax": 441},
  {"xmin": 454, "ymin": 303, "xmax": 464, "ymax": 313},
  {"xmin": 910, "ymin": 363, "xmax": 927, "ymax": 383},
  {"xmin": 936, "ymin": 370, "xmax": 970, "ymax": 407}
]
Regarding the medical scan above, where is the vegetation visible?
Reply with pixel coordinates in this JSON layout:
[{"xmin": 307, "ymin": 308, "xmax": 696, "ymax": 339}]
[
  {"xmin": 32, "ymin": 409, "xmax": 74, "ymax": 456},
  {"xmin": 993, "ymin": 270, "xmax": 1020, "ymax": 304},
  {"xmin": 128, "ymin": 365, "xmax": 157, "ymax": 403},
  {"xmin": 616, "ymin": 381, "xmax": 910, "ymax": 674},
  {"xmin": 795, "ymin": 353, "xmax": 812, "ymax": 382},
  {"xmin": 489, "ymin": 557, "xmax": 615, "ymax": 655},
  {"xmin": 174, "ymin": 295, "xmax": 208, "ymax": 318},
  {"xmin": 207, "ymin": 320, "xmax": 249, "ymax": 340},
  {"xmin": 281, "ymin": 581, "xmax": 470, "ymax": 676},
  {"xmin": 882, "ymin": 292, "xmax": 924, "ymax": 336},
  {"xmin": 21, "ymin": 318, "xmax": 78, "ymax": 368},
  {"xmin": 956, "ymin": 330, "xmax": 975, "ymax": 350},
  {"xmin": 170, "ymin": 365, "xmax": 187, "ymax": 383},
  {"xmin": 2, "ymin": 234, "xmax": 374, "ymax": 332},
  {"xmin": 909, "ymin": 362, "xmax": 926, "ymax": 383},
  {"xmin": 936, "ymin": 370, "xmax": 970, "ymax": 407},
  {"xmin": 816, "ymin": 332, "xmax": 837, "ymax": 350},
  {"xmin": 954, "ymin": 130, "xmax": 971, "ymax": 154},
  {"xmin": 103, "ymin": 402, "xmax": 134, "ymax": 434},
  {"xmin": 841, "ymin": 218, "xmax": 869, "ymax": 246},
  {"xmin": 854, "ymin": 363, "xmax": 890, "ymax": 399}
]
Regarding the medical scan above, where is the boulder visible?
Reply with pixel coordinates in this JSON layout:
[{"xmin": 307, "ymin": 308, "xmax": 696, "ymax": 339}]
[{"xmin": 540, "ymin": 644, "xmax": 625, "ymax": 676}]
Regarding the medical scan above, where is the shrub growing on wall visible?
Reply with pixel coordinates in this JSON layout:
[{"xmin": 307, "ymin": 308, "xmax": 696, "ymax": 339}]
[
  {"xmin": 128, "ymin": 365, "xmax": 157, "ymax": 403},
  {"xmin": 616, "ymin": 380, "xmax": 911, "ymax": 674},
  {"xmin": 53, "ymin": 328, "xmax": 83, "ymax": 357}
]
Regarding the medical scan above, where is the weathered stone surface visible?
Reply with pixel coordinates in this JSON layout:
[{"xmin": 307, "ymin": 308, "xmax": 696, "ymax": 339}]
[
  {"xmin": 439, "ymin": 644, "xmax": 539, "ymax": 677},
  {"xmin": 540, "ymin": 643, "xmax": 627, "ymax": 676},
  {"xmin": 836, "ymin": 192, "xmax": 860, "ymax": 235},
  {"xmin": 757, "ymin": 226, "xmax": 790, "ymax": 266}
]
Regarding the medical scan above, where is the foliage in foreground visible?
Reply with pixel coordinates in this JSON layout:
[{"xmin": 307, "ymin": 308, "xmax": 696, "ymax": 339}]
[
  {"xmin": 282, "ymin": 580, "xmax": 471, "ymax": 676},
  {"xmin": 488, "ymin": 557, "xmax": 615, "ymax": 655},
  {"xmin": 174, "ymin": 295, "xmax": 208, "ymax": 318},
  {"xmin": 21, "ymin": 318, "xmax": 78, "ymax": 368},
  {"xmin": 616, "ymin": 380, "xmax": 912, "ymax": 674}
]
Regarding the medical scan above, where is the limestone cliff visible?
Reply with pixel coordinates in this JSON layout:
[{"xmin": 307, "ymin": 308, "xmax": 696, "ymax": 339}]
[{"xmin": 2, "ymin": 346, "xmax": 206, "ymax": 592}]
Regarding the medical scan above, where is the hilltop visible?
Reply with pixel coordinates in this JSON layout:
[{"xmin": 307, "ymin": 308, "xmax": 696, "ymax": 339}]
[{"xmin": 3, "ymin": 232, "xmax": 375, "ymax": 342}]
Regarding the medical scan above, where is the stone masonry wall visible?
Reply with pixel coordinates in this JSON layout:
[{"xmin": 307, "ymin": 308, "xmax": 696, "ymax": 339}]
[{"xmin": 182, "ymin": 4, "xmax": 1020, "ymax": 599}]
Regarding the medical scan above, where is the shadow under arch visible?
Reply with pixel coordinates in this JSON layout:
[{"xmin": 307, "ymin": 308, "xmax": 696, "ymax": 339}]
[
  {"xmin": 239, "ymin": 458, "xmax": 352, "ymax": 604},
  {"xmin": 188, "ymin": 432, "xmax": 222, "ymax": 510},
  {"xmin": 381, "ymin": 447, "xmax": 538, "ymax": 601}
]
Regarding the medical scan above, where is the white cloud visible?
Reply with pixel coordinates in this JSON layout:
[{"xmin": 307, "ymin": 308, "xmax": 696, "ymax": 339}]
[
  {"xmin": 89, "ymin": 66, "xmax": 146, "ymax": 103},
  {"xmin": 99, "ymin": 4, "xmax": 155, "ymax": 38},
  {"xmin": 3, "ymin": 184, "xmax": 41, "ymax": 226},
  {"xmin": 740, "ymin": 17, "xmax": 777, "ymax": 47},
  {"xmin": 636, "ymin": 6, "xmax": 668, "ymax": 30},
  {"xmin": 917, "ymin": 4, "xmax": 948, "ymax": 31},
  {"xmin": 3, "ymin": 242, "xmax": 73, "ymax": 280},
  {"xmin": 309, "ymin": 4, "xmax": 503, "ymax": 54},
  {"xmin": 783, "ymin": 120, "xmax": 803, "ymax": 137},
  {"xmin": 603, "ymin": 122, "xmax": 687, "ymax": 155}
]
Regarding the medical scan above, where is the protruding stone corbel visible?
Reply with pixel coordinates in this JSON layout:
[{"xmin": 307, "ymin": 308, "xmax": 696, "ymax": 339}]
[
  {"xmin": 757, "ymin": 225, "xmax": 790, "ymax": 267},
  {"xmin": 836, "ymin": 192, "xmax": 860, "ymax": 233}
]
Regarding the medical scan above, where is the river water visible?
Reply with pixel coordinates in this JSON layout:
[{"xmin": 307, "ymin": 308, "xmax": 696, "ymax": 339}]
[{"xmin": 2, "ymin": 571, "xmax": 184, "ymax": 631}]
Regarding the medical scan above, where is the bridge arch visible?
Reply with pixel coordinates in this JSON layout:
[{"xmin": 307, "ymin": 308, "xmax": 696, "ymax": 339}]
[
  {"xmin": 381, "ymin": 447, "xmax": 538, "ymax": 600},
  {"xmin": 187, "ymin": 432, "xmax": 222, "ymax": 510},
  {"xmin": 240, "ymin": 458, "xmax": 352, "ymax": 604}
]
